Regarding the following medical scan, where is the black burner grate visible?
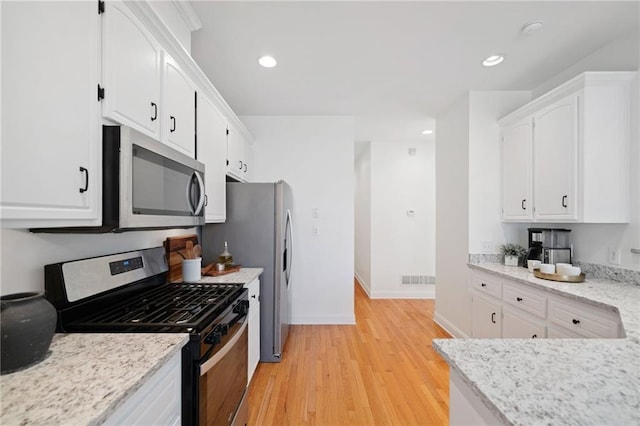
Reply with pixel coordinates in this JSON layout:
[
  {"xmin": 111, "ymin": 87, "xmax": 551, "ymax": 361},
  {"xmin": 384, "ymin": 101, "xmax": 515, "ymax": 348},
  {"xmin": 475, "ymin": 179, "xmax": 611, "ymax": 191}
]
[{"xmin": 69, "ymin": 283, "xmax": 243, "ymax": 332}]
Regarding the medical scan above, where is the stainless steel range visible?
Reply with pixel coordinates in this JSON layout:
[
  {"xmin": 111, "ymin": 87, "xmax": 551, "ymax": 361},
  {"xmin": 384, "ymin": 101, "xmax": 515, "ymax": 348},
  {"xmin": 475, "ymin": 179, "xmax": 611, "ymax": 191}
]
[{"xmin": 44, "ymin": 247, "xmax": 249, "ymax": 426}]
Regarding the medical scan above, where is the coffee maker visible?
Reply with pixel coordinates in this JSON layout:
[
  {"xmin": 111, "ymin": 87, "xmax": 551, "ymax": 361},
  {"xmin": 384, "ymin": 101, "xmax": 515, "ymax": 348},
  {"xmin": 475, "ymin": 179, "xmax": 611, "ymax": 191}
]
[{"xmin": 524, "ymin": 228, "xmax": 572, "ymax": 268}]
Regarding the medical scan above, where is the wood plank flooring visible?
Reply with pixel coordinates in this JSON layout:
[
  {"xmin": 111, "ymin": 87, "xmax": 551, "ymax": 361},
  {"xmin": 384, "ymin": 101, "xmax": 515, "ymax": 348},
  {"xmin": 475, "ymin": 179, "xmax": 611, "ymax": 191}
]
[{"xmin": 247, "ymin": 281, "xmax": 452, "ymax": 425}]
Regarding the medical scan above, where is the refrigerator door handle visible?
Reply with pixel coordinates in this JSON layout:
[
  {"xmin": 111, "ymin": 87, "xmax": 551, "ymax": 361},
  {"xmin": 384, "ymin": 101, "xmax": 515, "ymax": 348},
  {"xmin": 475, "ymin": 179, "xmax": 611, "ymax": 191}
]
[{"xmin": 285, "ymin": 209, "xmax": 293, "ymax": 286}]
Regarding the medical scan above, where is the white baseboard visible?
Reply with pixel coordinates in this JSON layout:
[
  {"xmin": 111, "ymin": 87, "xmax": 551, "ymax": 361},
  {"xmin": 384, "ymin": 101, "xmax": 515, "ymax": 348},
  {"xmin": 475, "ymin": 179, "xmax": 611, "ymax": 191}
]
[
  {"xmin": 370, "ymin": 285, "xmax": 435, "ymax": 299},
  {"xmin": 291, "ymin": 314, "xmax": 356, "ymax": 325},
  {"xmin": 433, "ymin": 311, "xmax": 470, "ymax": 338},
  {"xmin": 354, "ymin": 271, "xmax": 371, "ymax": 296}
]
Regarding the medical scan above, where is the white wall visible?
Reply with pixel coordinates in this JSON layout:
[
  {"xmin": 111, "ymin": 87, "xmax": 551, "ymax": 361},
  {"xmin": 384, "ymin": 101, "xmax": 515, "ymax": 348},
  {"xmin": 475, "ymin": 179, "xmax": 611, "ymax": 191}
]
[
  {"xmin": 241, "ymin": 116, "xmax": 355, "ymax": 325},
  {"xmin": 434, "ymin": 95, "xmax": 471, "ymax": 338},
  {"xmin": 0, "ymin": 227, "xmax": 196, "ymax": 295},
  {"xmin": 369, "ymin": 140, "xmax": 436, "ymax": 298},
  {"xmin": 354, "ymin": 142, "xmax": 371, "ymax": 293},
  {"xmin": 468, "ymin": 91, "xmax": 531, "ymax": 254}
]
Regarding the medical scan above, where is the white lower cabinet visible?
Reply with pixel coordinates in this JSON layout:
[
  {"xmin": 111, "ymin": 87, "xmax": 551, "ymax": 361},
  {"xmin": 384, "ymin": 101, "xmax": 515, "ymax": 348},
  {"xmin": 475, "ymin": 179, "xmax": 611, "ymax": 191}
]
[
  {"xmin": 472, "ymin": 295, "xmax": 502, "ymax": 338},
  {"xmin": 470, "ymin": 269, "xmax": 622, "ymax": 339},
  {"xmin": 502, "ymin": 306, "xmax": 546, "ymax": 339},
  {"xmin": 245, "ymin": 278, "xmax": 261, "ymax": 383},
  {"xmin": 103, "ymin": 350, "xmax": 181, "ymax": 425}
]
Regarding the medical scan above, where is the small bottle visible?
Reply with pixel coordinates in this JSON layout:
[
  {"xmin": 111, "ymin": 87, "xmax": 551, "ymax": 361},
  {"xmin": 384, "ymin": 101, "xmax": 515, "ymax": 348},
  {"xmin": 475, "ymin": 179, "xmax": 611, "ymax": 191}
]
[{"xmin": 218, "ymin": 241, "xmax": 233, "ymax": 265}]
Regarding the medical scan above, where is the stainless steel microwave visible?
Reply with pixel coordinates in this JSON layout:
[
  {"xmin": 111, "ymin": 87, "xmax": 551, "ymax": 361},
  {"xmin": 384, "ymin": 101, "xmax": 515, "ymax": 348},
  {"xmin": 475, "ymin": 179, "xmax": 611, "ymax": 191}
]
[{"xmin": 32, "ymin": 126, "xmax": 205, "ymax": 233}]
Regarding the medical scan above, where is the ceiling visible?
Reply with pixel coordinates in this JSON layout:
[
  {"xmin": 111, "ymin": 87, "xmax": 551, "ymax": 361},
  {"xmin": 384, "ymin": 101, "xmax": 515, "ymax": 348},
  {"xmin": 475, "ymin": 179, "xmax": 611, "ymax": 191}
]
[{"xmin": 189, "ymin": 1, "xmax": 639, "ymax": 142}]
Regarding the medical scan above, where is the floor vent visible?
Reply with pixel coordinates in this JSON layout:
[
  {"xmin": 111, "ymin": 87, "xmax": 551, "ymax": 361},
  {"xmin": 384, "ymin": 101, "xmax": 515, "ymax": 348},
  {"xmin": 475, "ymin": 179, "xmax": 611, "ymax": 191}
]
[{"xmin": 401, "ymin": 275, "xmax": 435, "ymax": 285}]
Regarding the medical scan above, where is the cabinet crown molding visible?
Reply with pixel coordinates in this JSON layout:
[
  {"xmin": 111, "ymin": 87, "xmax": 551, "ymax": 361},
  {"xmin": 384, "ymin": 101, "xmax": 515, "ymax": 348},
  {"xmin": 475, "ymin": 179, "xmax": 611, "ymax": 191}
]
[
  {"xmin": 498, "ymin": 71, "xmax": 637, "ymax": 127},
  {"xmin": 171, "ymin": 0, "xmax": 202, "ymax": 31}
]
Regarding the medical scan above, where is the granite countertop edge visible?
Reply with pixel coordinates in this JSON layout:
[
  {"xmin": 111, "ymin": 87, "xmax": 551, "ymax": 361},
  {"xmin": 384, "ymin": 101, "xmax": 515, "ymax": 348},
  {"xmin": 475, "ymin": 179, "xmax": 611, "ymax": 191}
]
[{"xmin": 433, "ymin": 263, "xmax": 640, "ymax": 426}]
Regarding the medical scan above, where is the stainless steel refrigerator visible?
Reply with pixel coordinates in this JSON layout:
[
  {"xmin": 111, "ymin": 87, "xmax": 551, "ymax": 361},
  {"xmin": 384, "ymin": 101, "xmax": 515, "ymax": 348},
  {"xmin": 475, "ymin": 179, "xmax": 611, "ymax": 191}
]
[{"xmin": 202, "ymin": 181, "xmax": 293, "ymax": 363}]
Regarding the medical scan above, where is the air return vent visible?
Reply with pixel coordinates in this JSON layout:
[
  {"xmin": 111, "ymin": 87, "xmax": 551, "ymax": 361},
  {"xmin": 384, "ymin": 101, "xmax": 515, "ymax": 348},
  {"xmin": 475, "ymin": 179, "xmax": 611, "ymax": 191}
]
[{"xmin": 401, "ymin": 275, "xmax": 435, "ymax": 285}]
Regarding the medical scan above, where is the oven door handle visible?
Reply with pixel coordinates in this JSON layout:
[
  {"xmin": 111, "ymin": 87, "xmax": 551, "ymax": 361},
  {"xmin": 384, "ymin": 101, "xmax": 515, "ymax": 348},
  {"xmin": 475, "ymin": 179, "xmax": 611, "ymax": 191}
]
[{"xmin": 200, "ymin": 320, "xmax": 247, "ymax": 376}]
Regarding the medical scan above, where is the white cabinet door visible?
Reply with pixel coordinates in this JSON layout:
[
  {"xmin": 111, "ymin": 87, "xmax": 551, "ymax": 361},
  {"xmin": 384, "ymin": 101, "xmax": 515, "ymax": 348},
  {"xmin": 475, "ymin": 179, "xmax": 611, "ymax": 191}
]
[
  {"xmin": 502, "ymin": 307, "xmax": 545, "ymax": 339},
  {"xmin": 197, "ymin": 94, "xmax": 227, "ymax": 222},
  {"xmin": 501, "ymin": 118, "xmax": 533, "ymax": 220},
  {"xmin": 471, "ymin": 295, "xmax": 501, "ymax": 338},
  {"xmin": 245, "ymin": 279, "xmax": 261, "ymax": 384},
  {"xmin": 162, "ymin": 54, "xmax": 196, "ymax": 157},
  {"xmin": 227, "ymin": 125, "xmax": 246, "ymax": 181},
  {"xmin": 102, "ymin": 0, "xmax": 162, "ymax": 139},
  {"xmin": 103, "ymin": 350, "xmax": 181, "ymax": 425},
  {"xmin": 1, "ymin": 1, "xmax": 101, "ymax": 227},
  {"xmin": 226, "ymin": 126, "xmax": 253, "ymax": 182},
  {"xmin": 533, "ymin": 95, "xmax": 578, "ymax": 221}
]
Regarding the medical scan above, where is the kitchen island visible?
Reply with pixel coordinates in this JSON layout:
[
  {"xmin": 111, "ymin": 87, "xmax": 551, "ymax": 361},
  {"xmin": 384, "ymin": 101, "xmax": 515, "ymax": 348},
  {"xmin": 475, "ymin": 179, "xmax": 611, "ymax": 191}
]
[
  {"xmin": 0, "ymin": 333, "xmax": 188, "ymax": 425},
  {"xmin": 433, "ymin": 263, "xmax": 640, "ymax": 425}
]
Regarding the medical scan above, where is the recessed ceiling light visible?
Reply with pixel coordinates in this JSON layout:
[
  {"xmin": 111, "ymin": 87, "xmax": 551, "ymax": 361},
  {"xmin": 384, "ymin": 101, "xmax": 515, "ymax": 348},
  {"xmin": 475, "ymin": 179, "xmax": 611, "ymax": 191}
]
[
  {"xmin": 522, "ymin": 20, "xmax": 544, "ymax": 34},
  {"xmin": 482, "ymin": 55, "xmax": 505, "ymax": 67},
  {"xmin": 258, "ymin": 55, "xmax": 277, "ymax": 68},
  {"xmin": 422, "ymin": 130, "xmax": 433, "ymax": 135}
]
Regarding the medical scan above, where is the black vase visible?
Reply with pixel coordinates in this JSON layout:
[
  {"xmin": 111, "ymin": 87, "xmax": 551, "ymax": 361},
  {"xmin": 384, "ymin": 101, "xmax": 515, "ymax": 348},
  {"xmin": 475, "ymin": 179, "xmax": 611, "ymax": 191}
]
[{"xmin": 1, "ymin": 292, "xmax": 56, "ymax": 374}]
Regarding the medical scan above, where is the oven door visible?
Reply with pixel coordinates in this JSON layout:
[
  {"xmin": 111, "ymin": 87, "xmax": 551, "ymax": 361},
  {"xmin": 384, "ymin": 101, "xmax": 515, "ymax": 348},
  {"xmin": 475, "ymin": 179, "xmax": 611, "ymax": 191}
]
[{"xmin": 199, "ymin": 303, "xmax": 249, "ymax": 426}]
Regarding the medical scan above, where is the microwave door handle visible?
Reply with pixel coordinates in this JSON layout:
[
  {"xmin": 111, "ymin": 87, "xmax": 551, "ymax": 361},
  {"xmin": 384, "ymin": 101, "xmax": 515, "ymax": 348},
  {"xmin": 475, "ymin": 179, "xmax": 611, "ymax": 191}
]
[
  {"xmin": 193, "ymin": 171, "xmax": 205, "ymax": 215},
  {"xmin": 186, "ymin": 172, "xmax": 205, "ymax": 215}
]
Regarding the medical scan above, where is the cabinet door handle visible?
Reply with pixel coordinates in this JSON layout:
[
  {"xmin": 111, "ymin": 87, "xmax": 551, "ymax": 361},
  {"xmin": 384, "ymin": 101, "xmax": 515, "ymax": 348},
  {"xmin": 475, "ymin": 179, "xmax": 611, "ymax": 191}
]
[
  {"xmin": 244, "ymin": 163, "xmax": 247, "ymax": 173},
  {"xmin": 562, "ymin": 195, "xmax": 568, "ymax": 208},
  {"xmin": 491, "ymin": 312, "xmax": 496, "ymax": 324},
  {"xmin": 151, "ymin": 102, "xmax": 158, "ymax": 121},
  {"xmin": 239, "ymin": 160, "xmax": 243, "ymax": 170},
  {"xmin": 251, "ymin": 295, "xmax": 256, "ymax": 299},
  {"xmin": 79, "ymin": 167, "xmax": 89, "ymax": 193},
  {"xmin": 572, "ymin": 319, "xmax": 580, "ymax": 325},
  {"xmin": 481, "ymin": 283, "xmax": 487, "ymax": 287},
  {"xmin": 516, "ymin": 297, "xmax": 523, "ymax": 302},
  {"xmin": 170, "ymin": 116, "xmax": 176, "ymax": 132},
  {"xmin": 521, "ymin": 199, "xmax": 526, "ymax": 210},
  {"xmin": 532, "ymin": 334, "xmax": 537, "ymax": 339}
]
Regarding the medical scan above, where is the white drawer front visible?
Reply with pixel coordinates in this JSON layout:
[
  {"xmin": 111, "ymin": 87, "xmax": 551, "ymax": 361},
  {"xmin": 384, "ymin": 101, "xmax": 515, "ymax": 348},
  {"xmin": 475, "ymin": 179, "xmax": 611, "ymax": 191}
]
[
  {"xmin": 245, "ymin": 278, "xmax": 260, "ymax": 313},
  {"xmin": 502, "ymin": 283, "xmax": 547, "ymax": 319},
  {"xmin": 502, "ymin": 306, "xmax": 546, "ymax": 339},
  {"xmin": 470, "ymin": 271, "xmax": 502, "ymax": 299},
  {"xmin": 548, "ymin": 299, "xmax": 620, "ymax": 338}
]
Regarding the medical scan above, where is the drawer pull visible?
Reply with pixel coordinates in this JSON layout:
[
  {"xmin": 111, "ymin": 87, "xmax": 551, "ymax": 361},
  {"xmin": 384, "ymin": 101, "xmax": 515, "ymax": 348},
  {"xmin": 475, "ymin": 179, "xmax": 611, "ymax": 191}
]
[
  {"xmin": 481, "ymin": 283, "xmax": 487, "ymax": 287},
  {"xmin": 491, "ymin": 312, "xmax": 496, "ymax": 324},
  {"xmin": 532, "ymin": 334, "xmax": 537, "ymax": 339},
  {"xmin": 251, "ymin": 295, "xmax": 256, "ymax": 299},
  {"xmin": 516, "ymin": 297, "xmax": 523, "ymax": 302},
  {"xmin": 572, "ymin": 319, "xmax": 580, "ymax": 325}
]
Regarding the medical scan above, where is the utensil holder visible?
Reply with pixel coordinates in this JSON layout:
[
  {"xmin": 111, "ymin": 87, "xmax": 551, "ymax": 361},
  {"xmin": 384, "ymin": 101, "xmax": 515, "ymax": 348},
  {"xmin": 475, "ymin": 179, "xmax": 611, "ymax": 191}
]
[{"xmin": 182, "ymin": 258, "xmax": 202, "ymax": 283}]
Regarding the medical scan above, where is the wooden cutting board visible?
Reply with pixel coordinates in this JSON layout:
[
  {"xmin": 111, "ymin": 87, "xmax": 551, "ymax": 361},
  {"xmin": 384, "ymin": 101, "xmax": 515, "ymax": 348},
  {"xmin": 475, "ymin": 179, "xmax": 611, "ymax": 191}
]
[{"xmin": 164, "ymin": 234, "xmax": 199, "ymax": 283}]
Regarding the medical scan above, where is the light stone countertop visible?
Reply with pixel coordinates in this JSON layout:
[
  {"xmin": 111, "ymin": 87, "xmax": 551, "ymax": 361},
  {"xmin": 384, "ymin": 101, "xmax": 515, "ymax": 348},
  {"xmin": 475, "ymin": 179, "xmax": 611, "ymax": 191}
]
[
  {"xmin": 0, "ymin": 333, "xmax": 189, "ymax": 426},
  {"xmin": 433, "ymin": 263, "xmax": 640, "ymax": 426},
  {"xmin": 199, "ymin": 267, "xmax": 263, "ymax": 285}
]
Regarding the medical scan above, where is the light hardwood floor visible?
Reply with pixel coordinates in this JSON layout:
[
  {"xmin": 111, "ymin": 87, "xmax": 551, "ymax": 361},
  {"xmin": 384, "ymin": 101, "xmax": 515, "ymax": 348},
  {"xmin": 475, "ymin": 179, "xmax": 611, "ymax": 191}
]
[{"xmin": 247, "ymin": 281, "xmax": 452, "ymax": 425}]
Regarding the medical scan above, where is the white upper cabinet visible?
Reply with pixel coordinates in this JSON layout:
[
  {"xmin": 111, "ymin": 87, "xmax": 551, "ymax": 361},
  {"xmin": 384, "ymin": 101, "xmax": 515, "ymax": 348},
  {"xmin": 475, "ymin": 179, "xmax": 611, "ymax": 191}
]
[
  {"xmin": 102, "ymin": 0, "xmax": 162, "ymax": 139},
  {"xmin": 532, "ymin": 94, "xmax": 578, "ymax": 221},
  {"xmin": 499, "ymin": 72, "xmax": 635, "ymax": 223},
  {"xmin": 162, "ymin": 53, "xmax": 196, "ymax": 157},
  {"xmin": 501, "ymin": 118, "xmax": 533, "ymax": 221},
  {"xmin": 197, "ymin": 94, "xmax": 227, "ymax": 222},
  {"xmin": 227, "ymin": 125, "xmax": 252, "ymax": 182},
  {"xmin": 1, "ymin": 1, "xmax": 101, "ymax": 227}
]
